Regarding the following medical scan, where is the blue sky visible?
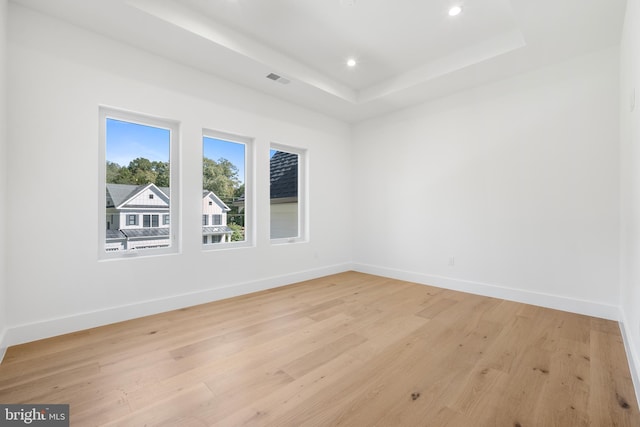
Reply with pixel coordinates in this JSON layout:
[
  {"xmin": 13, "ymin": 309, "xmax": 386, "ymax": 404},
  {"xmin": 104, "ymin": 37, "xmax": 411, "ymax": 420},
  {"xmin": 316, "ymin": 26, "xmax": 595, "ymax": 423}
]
[
  {"xmin": 106, "ymin": 119, "xmax": 245, "ymax": 184},
  {"xmin": 106, "ymin": 119, "xmax": 170, "ymax": 165}
]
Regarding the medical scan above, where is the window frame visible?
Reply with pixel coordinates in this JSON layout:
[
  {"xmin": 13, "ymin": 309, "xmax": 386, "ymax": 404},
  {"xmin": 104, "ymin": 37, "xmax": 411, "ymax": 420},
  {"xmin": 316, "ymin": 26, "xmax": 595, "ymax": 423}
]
[
  {"xmin": 201, "ymin": 129, "xmax": 254, "ymax": 250},
  {"xmin": 127, "ymin": 214, "xmax": 138, "ymax": 226},
  {"xmin": 269, "ymin": 143, "xmax": 308, "ymax": 244},
  {"xmin": 98, "ymin": 107, "xmax": 180, "ymax": 260}
]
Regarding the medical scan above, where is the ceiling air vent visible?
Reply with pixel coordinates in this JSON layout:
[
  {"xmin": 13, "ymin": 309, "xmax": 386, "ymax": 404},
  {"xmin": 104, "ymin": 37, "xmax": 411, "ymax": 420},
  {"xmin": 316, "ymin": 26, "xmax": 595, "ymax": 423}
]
[{"xmin": 266, "ymin": 73, "xmax": 290, "ymax": 85}]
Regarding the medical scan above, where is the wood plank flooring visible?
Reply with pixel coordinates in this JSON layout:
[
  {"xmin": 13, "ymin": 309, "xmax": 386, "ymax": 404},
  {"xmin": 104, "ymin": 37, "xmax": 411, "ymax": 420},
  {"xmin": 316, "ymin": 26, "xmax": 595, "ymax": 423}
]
[{"xmin": 0, "ymin": 271, "xmax": 638, "ymax": 426}]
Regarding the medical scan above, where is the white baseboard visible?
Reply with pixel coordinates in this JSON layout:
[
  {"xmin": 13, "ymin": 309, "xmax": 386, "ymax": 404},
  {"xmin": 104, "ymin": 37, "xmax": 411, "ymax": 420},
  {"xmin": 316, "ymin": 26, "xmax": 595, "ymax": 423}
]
[
  {"xmin": 352, "ymin": 263, "xmax": 620, "ymax": 320},
  {"xmin": 0, "ymin": 263, "xmax": 352, "ymax": 350},
  {"xmin": 0, "ymin": 262, "xmax": 625, "ymax": 362},
  {"xmin": 619, "ymin": 308, "xmax": 640, "ymax": 410},
  {"xmin": 0, "ymin": 327, "xmax": 7, "ymax": 364}
]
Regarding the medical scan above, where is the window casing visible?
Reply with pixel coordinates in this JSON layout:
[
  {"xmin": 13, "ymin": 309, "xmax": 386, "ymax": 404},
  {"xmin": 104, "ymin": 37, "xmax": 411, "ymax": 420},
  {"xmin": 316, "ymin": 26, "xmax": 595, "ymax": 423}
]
[
  {"xmin": 202, "ymin": 129, "xmax": 254, "ymax": 249},
  {"xmin": 99, "ymin": 107, "xmax": 180, "ymax": 259}
]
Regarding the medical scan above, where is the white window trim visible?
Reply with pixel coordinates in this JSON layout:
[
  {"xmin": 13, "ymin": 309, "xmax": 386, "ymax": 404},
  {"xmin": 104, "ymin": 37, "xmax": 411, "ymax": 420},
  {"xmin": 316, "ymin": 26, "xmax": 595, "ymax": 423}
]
[
  {"xmin": 202, "ymin": 128, "xmax": 255, "ymax": 250},
  {"xmin": 98, "ymin": 106, "xmax": 180, "ymax": 260},
  {"xmin": 270, "ymin": 142, "xmax": 308, "ymax": 245}
]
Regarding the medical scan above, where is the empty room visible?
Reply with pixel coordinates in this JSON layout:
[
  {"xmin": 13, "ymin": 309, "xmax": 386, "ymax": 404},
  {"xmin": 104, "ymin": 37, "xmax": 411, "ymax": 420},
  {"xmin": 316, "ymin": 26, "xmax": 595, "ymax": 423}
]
[{"xmin": 0, "ymin": 0, "xmax": 639, "ymax": 425}]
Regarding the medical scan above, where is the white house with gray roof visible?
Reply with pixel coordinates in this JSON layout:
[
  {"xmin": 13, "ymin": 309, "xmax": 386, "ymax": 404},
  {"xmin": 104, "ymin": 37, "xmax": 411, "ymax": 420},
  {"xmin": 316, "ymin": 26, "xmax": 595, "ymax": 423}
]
[
  {"xmin": 202, "ymin": 190, "xmax": 233, "ymax": 244},
  {"xmin": 106, "ymin": 183, "xmax": 232, "ymax": 251}
]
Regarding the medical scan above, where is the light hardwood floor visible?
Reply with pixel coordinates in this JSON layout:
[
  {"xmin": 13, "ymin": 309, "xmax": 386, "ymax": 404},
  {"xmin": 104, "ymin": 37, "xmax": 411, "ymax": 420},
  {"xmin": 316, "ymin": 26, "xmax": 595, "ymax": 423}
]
[{"xmin": 0, "ymin": 272, "xmax": 638, "ymax": 426}]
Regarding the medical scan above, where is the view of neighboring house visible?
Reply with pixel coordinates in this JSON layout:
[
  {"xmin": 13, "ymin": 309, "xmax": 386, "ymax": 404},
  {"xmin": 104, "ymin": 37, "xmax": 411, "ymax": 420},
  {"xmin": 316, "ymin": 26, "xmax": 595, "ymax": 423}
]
[
  {"xmin": 269, "ymin": 151, "xmax": 299, "ymax": 239},
  {"xmin": 231, "ymin": 150, "xmax": 299, "ymax": 239},
  {"xmin": 105, "ymin": 183, "xmax": 232, "ymax": 251},
  {"xmin": 202, "ymin": 191, "xmax": 233, "ymax": 244}
]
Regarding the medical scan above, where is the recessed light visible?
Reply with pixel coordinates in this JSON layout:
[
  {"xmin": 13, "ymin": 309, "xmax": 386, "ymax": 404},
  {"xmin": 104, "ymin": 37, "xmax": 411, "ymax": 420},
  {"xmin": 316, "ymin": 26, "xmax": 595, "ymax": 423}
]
[
  {"xmin": 347, "ymin": 58, "xmax": 357, "ymax": 67},
  {"xmin": 448, "ymin": 5, "xmax": 462, "ymax": 16}
]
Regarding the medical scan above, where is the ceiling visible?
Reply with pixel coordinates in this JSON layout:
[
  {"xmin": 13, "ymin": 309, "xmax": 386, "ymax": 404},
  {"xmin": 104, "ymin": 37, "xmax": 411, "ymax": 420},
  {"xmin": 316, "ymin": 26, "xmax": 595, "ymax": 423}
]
[{"xmin": 11, "ymin": 0, "xmax": 627, "ymax": 122}]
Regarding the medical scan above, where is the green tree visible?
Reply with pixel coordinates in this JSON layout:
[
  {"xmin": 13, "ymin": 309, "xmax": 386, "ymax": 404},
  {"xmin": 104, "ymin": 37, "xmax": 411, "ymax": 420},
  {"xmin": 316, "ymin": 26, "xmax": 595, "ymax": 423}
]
[
  {"xmin": 108, "ymin": 157, "xmax": 240, "ymax": 200},
  {"xmin": 153, "ymin": 161, "xmax": 170, "ymax": 187},
  {"xmin": 126, "ymin": 157, "xmax": 156, "ymax": 185},
  {"xmin": 113, "ymin": 167, "xmax": 134, "ymax": 184},
  {"xmin": 203, "ymin": 157, "xmax": 240, "ymax": 201},
  {"xmin": 234, "ymin": 183, "xmax": 245, "ymax": 199},
  {"xmin": 228, "ymin": 223, "xmax": 244, "ymax": 242},
  {"xmin": 106, "ymin": 161, "xmax": 122, "ymax": 183},
  {"xmin": 106, "ymin": 157, "xmax": 171, "ymax": 187}
]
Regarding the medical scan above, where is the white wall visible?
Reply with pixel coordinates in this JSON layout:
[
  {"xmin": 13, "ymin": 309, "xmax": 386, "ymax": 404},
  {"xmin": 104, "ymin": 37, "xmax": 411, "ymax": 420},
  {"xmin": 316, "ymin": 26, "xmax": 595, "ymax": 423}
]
[
  {"xmin": 3, "ymin": 5, "xmax": 352, "ymax": 346},
  {"xmin": 0, "ymin": 0, "xmax": 8, "ymax": 360},
  {"xmin": 353, "ymin": 47, "xmax": 621, "ymax": 319},
  {"xmin": 620, "ymin": 0, "xmax": 640, "ymax": 403}
]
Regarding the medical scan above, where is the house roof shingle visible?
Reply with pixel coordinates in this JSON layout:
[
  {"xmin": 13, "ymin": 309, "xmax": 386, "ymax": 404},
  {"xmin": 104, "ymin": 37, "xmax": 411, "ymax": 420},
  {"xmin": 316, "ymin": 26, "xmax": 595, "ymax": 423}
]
[
  {"xmin": 202, "ymin": 226, "xmax": 233, "ymax": 235},
  {"xmin": 120, "ymin": 228, "xmax": 170, "ymax": 239},
  {"xmin": 106, "ymin": 229, "xmax": 125, "ymax": 240},
  {"xmin": 270, "ymin": 151, "xmax": 298, "ymax": 200},
  {"xmin": 106, "ymin": 183, "xmax": 169, "ymax": 208}
]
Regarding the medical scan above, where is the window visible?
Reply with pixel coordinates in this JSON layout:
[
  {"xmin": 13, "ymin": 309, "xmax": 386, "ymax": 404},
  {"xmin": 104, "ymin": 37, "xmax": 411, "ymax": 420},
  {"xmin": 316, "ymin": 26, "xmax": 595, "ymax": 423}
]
[
  {"xmin": 203, "ymin": 236, "xmax": 207, "ymax": 244},
  {"xmin": 202, "ymin": 215, "xmax": 208, "ymax": 226},
  {"xmin": 100, "ymin": 107, "xmax": 179, "ymax": 258},
  {"xmin": 203, "ymin": 130, "xmax": 253, "ymax": 248},
  {"xmin": 270, "ymin": 144, "xmax": 306, "ymax": 242},
  {"xmin": 143, "ymin": 214, "xmax": 159, "ymax": 227}
]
